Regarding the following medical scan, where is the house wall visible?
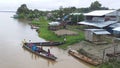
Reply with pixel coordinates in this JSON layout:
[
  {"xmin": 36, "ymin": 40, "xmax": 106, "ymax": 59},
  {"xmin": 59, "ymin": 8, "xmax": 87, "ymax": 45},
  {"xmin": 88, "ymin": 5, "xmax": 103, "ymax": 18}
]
[
  {"xmin": 93, "ymin": 34, "xmax": 99, "ymax": 42},
  {"xmin": 92, "ymin": 17, "xmax": 105, "ymax": 22},
  {"xmin": 118, "ymin": 12, "xmax": 120, "ymax": 22},
  {"xmin": 113, "ymin": 31, "xmax": 120, "ymax": 37},
  {"xmin": 106, "ymin": 11, "xmax": 120, "ymax": 21},
  {"xmin": 93, "ymin": 35, "xmax": 103, "ymax": 42},
  {"xmin": 85, "ymin": 30, "xmax": 93, "ymax": 41},
  {"xmin": 118, "ymin": 17, "xmax": 120, "ymax": 22},
  {"xmin": 85, "ymin": 30, "xmax": 106, "ymax": 42},
  {"xmin": 85, "ymin": 16, "xmax": 105, "ymax": 22},
  {"xmin": 85, "ymin": 16, "xmax": 93, "ymax": 21},
  {"xmin": 106, "ymin": 11, "xmax": 116, "ymax": 16}
]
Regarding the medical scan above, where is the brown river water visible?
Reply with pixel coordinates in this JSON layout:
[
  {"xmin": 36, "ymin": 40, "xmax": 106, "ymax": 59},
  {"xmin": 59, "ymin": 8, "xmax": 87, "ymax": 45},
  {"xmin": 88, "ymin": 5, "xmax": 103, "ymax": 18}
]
[{"xmin": 0, "ymin": 12, "xmax": 90, "ymax": 68}]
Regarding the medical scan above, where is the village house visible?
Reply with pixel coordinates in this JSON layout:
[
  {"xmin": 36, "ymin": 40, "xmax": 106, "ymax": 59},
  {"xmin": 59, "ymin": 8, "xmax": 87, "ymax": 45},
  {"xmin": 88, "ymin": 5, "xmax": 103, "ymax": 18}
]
[
  {"xmin": 77, "ymin": 10, "xmax": 119, "ymax": 43},
  {"xmin": 78, "ymin": 10, "xmax": 120, "ymax": 38},
  {"xmin": 78, "ymin": 10, "xmax": 120, "ymax": 28},
  {"xmin": 85, "ymin": 29, "xmax": 110, "ymax": 44}
]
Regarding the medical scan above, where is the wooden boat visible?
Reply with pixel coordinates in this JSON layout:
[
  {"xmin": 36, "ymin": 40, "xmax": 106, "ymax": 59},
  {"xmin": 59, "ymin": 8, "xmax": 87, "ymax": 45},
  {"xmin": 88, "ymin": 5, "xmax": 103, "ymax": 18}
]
[
  {"xmin": 23, "ymin": 44, "xmax": 57, "ymax": 60},
  {"xmin": 24, "ymin": 41, "xmax": 64, "ymax": 46},
  {"xmin": 68, "ymin": 49, "xmax": 101, "ymax": 66},
  {"xmin": 31, "ymin": 25, "xmax": 39, "ymax": 29}
]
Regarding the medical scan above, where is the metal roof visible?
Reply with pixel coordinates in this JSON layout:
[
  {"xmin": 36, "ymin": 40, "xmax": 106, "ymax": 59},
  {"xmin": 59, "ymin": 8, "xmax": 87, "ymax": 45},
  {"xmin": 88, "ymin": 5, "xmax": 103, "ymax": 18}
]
[
  {"xmin": 70, "ymin": 13, "xmax": 82, "ymax": 15},
  {"xmin": 78, "ymin": 21, "xmax": 117, "ymax": 28},
  {"xmin": 94, "ymin": 31, "xmax": 110, "ymax": 35},
  {"xmin": 109, "ymin": 23, "xmax": 120, "ymax": 28},
  {"xmin": 113, "ymin": 27, "xmax": 120, "ymax": 31},
  {"xmin": 85, "ymin": 29, "xmax": 110, "ymax": 35},
  {"xmin": 84, "ymin": 10, "xmax": 116, "ymax": 16}
]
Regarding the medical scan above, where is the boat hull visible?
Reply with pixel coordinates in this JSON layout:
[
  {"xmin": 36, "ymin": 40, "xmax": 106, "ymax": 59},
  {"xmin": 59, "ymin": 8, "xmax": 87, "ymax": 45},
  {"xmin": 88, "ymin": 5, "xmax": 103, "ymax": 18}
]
[
  {"xmin": 68, "ymin": 50, "xmax": 101, "ymax": 66},
  {"xmin": 24, "ymin": 42, "xmax": 63, "ymax": 46},
  {"xmin": 23, "ymin": 45, "xmax": 57, "ymax": 60}
]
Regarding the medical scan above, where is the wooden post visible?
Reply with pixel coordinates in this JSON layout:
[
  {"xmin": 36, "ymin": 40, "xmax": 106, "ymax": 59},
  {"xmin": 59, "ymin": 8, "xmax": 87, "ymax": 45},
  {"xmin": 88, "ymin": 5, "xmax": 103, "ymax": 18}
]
[{"xmin": 102, "ymin": 49, "xmax": 105, "ymax": 63}]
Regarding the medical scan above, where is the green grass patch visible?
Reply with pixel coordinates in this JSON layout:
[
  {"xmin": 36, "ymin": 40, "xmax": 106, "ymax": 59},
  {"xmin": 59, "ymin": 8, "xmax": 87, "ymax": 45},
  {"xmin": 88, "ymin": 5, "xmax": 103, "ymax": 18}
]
[
  {"xmin": 32, "ymin": 17, "xmax": 85, "ymax": 49},
  {"xmin": 98, "ymin": 61, "xmax": 120, "ymax": 68},
  {"xmin": 59, "ymin": 33, "xmax": 84, "ymax": 49}
]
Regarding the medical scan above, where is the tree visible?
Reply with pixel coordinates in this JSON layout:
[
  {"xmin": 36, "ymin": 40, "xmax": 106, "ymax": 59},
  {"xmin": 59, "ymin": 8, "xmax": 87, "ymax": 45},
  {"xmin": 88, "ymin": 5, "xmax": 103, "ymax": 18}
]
[
  {"xmin": 71, "ymin": 14, "xmax": 84, "ymax": 24},
  {"xmin": 17, "ymin": 4, "xmax": 29, "ymax": 14},
  {"xmin": 90, "ymin": 1, "xmax": 101, "ymax": 10},
  {"xmin": 77, "ymin": 8, "xmax": 90, "ymax": 13}
]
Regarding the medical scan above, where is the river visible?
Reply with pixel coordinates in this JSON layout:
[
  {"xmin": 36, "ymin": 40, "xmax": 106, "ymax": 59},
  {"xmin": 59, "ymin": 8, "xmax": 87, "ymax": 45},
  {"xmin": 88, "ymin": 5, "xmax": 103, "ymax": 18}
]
[{"xmin": 0, "ymin": 12, "xmax": 89, "ymax": 68}]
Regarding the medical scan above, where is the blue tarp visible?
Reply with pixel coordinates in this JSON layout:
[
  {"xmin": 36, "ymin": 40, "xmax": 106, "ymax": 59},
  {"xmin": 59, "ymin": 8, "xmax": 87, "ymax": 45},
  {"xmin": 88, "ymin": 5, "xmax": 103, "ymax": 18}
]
[{"xmin": 32, "ymin": 45, "xmax": 37, "ymax": 51}]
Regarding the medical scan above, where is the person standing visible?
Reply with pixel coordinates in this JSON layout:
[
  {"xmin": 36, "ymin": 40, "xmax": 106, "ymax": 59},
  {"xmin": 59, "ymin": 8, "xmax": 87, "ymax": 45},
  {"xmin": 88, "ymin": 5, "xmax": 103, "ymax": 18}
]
[
  {"xmin": 22, "ymin": 39, "xmax": 26, "ymax": 45},
  {"xmin": 64, "ymin": 37, "xmax": 66, "ymax": 43},
  {"xmin": 47, "ymin": 49, "xmax": 51, "ymax": 56}
]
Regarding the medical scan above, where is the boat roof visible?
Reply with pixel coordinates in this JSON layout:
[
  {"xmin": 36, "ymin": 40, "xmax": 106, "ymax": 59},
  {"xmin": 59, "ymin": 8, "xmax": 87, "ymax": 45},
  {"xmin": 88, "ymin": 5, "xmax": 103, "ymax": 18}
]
[
  {"xmin": 85, "ymin": 29, "xmax": 110, "ymax": 35},
  {"xmin": 78, "ymin": 21, "xmax": 117, "ymax": 28},
  {"xmin": 84, "ymin": 10, "xmax": 116, "ymax": 16}
]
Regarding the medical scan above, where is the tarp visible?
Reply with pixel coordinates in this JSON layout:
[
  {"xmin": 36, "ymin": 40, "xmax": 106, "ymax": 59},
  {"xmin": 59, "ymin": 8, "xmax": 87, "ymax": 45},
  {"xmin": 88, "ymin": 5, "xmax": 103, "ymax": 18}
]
[{"xmin": 49, "ymin": 22, "xmax": 60, "ymax": 26}]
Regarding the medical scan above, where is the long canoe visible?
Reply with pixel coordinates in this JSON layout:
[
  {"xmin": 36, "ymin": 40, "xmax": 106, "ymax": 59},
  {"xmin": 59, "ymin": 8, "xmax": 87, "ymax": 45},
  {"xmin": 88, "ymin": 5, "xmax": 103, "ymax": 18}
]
[
  {"xmin": 23, "ymin": 44, "xmax": 57, "ymax": 60},
  {"xmin": 24, "ymin": 41, "xmax": 64, "ymax": 46},
  {"xmin": 68, "ymin": 49, "xmax": 101, "ymax": 66}
]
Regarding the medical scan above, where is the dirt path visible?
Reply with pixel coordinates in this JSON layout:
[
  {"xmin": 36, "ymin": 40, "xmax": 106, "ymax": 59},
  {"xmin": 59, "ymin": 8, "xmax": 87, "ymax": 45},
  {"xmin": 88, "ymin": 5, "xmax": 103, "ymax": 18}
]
[{"xmin": 54, "ymin": 29, "xmax": 78, "ymax": 36}]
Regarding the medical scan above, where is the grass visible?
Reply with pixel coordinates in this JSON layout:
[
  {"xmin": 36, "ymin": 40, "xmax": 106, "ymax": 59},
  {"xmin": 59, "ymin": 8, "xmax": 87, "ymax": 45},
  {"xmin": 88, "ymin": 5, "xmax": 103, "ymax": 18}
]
[
  {"xmin": 59, "ymin": 33, "xmax": 84, "ymax": 49},
  {"xmin": 90, "ymin": 61, "xmax": 120, "ymax": 68},
  {"xmin": 32, "ymin": 17, "xmax": 85, "ymax": 49}
]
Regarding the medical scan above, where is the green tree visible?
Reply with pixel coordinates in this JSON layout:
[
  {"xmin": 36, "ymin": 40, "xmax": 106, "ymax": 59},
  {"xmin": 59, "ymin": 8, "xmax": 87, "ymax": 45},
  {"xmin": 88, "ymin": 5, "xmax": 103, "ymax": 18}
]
[
  {"xmin": 90, "ymin": 1, "xmax": 101, "ymax": 10},
  {"xmin": 33, "ymin": 9, "xmax": 40, "ymax": 18},
  {"xmin": 17, "ymin": 4, "xmax": 29, "ymax": 14},
  {"xmin": 71, "ymin": 14, "xmax": 84, "ymax": 24}
]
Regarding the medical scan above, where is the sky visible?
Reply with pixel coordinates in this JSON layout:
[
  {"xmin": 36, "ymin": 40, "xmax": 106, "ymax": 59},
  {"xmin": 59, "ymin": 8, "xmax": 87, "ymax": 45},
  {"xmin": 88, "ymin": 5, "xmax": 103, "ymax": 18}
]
[{"xmin": 0, "ymin": 0, "xmax": 119, "ymax": 11}]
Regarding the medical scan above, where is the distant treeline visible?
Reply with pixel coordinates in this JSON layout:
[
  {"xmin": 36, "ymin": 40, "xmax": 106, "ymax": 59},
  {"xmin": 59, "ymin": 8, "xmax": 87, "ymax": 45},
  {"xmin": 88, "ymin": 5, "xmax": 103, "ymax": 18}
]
[{"xmin": 16, "ymin": 1, "xmax": 109, "ymax": 23}]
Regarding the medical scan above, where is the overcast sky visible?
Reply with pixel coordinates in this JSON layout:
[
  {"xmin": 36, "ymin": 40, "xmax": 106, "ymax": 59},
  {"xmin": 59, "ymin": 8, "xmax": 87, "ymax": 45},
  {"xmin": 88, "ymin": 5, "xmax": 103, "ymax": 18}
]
[{"xmin": 0, "ymin": 0, "xmax": 119, "ymax": 11}]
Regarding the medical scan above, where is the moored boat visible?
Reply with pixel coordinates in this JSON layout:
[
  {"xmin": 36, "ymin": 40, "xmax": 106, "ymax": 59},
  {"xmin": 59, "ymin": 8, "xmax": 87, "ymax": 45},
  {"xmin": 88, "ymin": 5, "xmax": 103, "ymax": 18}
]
[
  {"xmin": 31, "ymin": 25, "xmax": 39, "ymax": 29},
  {"xmin": 23, "ymin": 44, "xmax": 57, "ymax": 60},
  {"xmin": 68, "ymin": 49, "xmax": 101, "ymax": 66},
  {"xmin": 24, "ymin": 41, "xmax": 64, "ymax": 46}
]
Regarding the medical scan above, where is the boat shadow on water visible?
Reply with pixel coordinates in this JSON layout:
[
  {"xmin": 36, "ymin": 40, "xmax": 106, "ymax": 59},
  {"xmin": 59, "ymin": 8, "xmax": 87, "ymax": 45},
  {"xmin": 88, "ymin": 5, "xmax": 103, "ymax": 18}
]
[{"xmin": 22, "ymin": 46, "xmax": 57, "ymax": 66}]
